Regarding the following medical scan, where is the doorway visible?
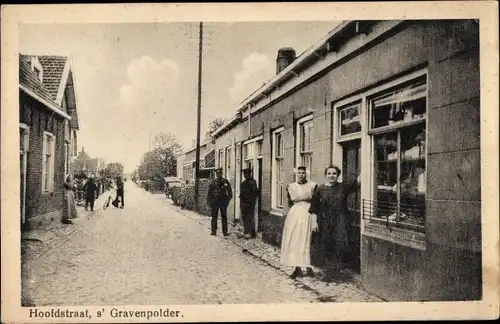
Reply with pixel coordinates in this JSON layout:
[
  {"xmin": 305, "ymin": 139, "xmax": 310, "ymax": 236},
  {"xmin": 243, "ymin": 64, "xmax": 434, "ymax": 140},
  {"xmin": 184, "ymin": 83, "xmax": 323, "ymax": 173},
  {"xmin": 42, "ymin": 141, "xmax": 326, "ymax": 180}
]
[
  {"xmin": 342, "ymin": 139, "xmax": 361, "ymax": 273},
  {"xmin": 255, "ymin": 157, "xmax": 263, "ymax": 233},
  {"xmin": 234, "ymin": 143, "xmax": 242, "ymax": 224}
]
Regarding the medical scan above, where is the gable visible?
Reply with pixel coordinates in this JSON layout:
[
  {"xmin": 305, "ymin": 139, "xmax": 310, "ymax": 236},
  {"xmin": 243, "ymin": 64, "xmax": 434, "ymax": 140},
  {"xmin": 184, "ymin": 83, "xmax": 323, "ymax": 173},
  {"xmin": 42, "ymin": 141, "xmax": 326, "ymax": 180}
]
[
  {"xmin": 37, "ymin": 56, "xmax": 68, "ymax": 102},
  {"xmin": 19, "ymin": 55, "xmax": 58, "ymax": 108}
]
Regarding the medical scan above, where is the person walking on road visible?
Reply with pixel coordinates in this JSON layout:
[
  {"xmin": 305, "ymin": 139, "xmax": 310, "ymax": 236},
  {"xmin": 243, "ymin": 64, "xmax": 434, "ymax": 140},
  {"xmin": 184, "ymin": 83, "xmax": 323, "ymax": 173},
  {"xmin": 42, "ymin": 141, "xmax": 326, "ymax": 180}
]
[
  {"xmin": 113, "ymin": 176, "xmax": 125, "ymax": 209},
  {"xmin": 240, "ymin": 168, "xmax": 259, "ymax": 239},
  {"xmin": 207, "ymin": 168, "xmax": 233, "ymax": 236},
  {"xmin": 84, "ymin": 174, "xmax": 97, "ymax": 212}
]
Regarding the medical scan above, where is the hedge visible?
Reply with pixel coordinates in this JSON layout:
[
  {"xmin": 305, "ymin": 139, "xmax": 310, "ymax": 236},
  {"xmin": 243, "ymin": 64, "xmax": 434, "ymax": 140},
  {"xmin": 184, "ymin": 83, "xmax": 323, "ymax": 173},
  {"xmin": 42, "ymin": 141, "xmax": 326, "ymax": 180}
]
[{"xmin": 171, "ymin": 179, "xmax": 211, "ymax": 216}]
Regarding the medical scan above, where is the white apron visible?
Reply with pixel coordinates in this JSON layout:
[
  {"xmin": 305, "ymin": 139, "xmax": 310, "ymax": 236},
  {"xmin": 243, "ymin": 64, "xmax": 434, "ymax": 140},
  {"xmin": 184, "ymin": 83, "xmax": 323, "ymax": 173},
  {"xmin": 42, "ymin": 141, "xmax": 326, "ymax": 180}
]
[{"xmin": 280, "ymin": 181, "xmax": 317, "ymax": 267}]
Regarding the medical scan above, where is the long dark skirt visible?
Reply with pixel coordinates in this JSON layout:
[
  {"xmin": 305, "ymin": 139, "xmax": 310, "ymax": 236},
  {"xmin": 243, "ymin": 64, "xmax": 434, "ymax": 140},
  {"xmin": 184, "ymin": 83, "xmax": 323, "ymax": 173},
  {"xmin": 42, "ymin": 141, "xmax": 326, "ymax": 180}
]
[{"xmin": 311, "ymin": 212, "xmax": 349, "ymax": 267}]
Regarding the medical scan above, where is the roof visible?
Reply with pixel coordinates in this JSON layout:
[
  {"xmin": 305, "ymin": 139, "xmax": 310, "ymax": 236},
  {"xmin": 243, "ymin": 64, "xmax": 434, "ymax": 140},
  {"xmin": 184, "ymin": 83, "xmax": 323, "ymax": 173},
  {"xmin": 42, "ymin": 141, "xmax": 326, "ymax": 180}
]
[
  {"xmin": 211, "ymin": 20, "xmax": 384, "ymax": 139},
  {"xmin": 37, "ymin": 56, "xmax": 68, "ymax": 101},
  {"xmin": 19, "ymin": 56, "xmax": 58, "ymax": 108},
  {"xmin": 19, "ymin": 54, "xmax": 78, "ymax": 122}
]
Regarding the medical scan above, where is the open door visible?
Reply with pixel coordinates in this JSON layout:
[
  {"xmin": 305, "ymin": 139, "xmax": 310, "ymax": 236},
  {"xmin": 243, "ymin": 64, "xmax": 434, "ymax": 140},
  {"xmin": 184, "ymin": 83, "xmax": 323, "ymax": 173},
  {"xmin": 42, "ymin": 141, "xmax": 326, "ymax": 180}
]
[{"xmin": 342, "ymin": 139, "xmax": 361, "ymax": 273}]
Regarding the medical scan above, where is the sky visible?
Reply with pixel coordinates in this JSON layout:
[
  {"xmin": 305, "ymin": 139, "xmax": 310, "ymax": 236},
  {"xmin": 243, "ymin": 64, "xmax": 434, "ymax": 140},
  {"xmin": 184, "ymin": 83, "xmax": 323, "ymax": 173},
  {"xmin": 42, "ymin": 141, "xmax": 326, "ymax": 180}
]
[{"xmin": 19, "ymin": 21, "xmax": 340, "ymax": 173}]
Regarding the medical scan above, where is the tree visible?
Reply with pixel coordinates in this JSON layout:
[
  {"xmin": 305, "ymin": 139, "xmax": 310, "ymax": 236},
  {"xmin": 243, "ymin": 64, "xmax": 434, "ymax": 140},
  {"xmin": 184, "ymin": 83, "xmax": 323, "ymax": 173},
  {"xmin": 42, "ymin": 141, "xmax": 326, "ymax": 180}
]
[
  {"xmin": 204, "ymin": 117, "xmax": 226, "ymax": 142},
  {"xmin": 104, "ymin": 162, "xmax": 124, "ymax": 179},
  {"xmin": 138, "ymin": 132, "xmax": 182, "ymax": 181},
  {"xmin": 154, "ymin": 132, "xmax": 183, "ymax": 153}
]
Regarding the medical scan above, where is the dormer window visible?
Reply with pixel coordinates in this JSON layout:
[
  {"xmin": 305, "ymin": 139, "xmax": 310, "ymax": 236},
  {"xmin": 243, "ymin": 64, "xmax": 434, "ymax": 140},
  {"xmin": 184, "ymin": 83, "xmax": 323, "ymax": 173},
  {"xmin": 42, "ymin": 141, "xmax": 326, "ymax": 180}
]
[{"xmin": 30, "ymin": 57, "xmax": 43, "ymax": 82}]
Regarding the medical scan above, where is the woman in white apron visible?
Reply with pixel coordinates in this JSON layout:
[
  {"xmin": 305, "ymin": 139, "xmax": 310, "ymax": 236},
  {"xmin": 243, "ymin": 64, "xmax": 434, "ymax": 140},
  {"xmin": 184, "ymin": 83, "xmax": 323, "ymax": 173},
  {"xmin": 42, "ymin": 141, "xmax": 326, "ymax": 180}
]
[{"xmin": 280, "ymin": 166, "xmax": 319, "ymax": 279}]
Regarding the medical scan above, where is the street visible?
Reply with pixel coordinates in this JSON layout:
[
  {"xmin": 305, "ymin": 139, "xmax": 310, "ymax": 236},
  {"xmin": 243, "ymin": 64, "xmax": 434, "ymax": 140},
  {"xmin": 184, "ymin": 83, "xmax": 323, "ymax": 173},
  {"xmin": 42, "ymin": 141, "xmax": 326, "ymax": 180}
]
[{"xmin": 23, "ymin": 182, "xmax": 318, "ymax": 305}]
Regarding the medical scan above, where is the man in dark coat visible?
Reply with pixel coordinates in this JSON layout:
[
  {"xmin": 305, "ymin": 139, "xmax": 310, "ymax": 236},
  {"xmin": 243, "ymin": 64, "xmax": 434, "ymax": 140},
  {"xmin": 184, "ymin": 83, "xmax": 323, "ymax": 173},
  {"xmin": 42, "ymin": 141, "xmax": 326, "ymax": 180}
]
[
  {"xmin": 84, "ymin": 174, "xmax": 97, "ymax": 212},
  {"xmin": 206, "ymin": 168, "xmax": 232, "ymax": 236},
  {"xmin": 240, "ymin": 168, "xmax": 259, "ymax": 239}
]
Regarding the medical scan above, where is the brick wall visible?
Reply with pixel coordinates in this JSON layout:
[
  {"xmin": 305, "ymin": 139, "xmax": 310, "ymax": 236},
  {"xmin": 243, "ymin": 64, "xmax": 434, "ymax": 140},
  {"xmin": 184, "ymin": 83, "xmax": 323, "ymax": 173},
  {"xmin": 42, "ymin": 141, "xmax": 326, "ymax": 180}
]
[{"xmin": 21, "ymin": 93, "xmax": 67, "ymax": 223}]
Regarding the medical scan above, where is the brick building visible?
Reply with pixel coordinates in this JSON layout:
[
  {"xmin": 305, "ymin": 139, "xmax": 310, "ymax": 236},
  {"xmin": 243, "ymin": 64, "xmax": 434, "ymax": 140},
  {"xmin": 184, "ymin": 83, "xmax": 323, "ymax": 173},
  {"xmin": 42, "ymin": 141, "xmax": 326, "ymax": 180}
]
[
  {"xmin": 211, "ymin": 20, "xmax": 481, "ymax": 301},
  {"xmin": 19, "ymin": 54, "xmax": 80, "ymax": 229}
]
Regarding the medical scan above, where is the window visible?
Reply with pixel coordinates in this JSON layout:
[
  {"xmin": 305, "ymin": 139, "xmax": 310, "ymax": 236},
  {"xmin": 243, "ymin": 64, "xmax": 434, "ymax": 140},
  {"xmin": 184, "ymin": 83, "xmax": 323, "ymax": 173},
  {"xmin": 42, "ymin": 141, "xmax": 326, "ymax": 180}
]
[
  {"xmin": 272, "ymin": 128, "xmax": 286, "ymax": 210},
  {"xmin": 339, "ymin": 102, "xmax": 362, "ymax": 138},
  {"xmin": 243, "ymin": 136, "xmax": 263, "ymax": 170},
  {"xmin": 31, "ymin": 57, "xmax": 43, "ymax": 82},
  {"xmin": 42, "ymin": 132, "xmax": 56, "ymax": 192},
  {"xmin": 183, "ymin": 164, "xmax": 194, "ymax": 182},
  {"xmin": 367, "ymin": 75, "xmax": 427, "ymax": 232},
  {"xmin": 296, "ymin": 115, "xmax": 313, "ymax": 175}
]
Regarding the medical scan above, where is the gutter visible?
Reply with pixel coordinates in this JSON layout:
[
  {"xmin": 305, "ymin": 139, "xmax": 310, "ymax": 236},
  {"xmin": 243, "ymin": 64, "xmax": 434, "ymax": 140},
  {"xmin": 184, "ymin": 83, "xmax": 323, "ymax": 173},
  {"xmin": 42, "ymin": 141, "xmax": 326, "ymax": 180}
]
[{"xmin": 211, "ymin": 20, "xmax": 385, "ymax": 139}]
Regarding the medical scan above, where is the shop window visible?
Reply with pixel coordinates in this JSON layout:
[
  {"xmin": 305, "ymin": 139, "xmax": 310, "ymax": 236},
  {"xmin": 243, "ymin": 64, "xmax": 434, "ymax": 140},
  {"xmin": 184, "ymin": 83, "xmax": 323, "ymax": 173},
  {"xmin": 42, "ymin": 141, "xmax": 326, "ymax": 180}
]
[
  {"xmin": 371, "ymin": 77, "xmax": 426, "ymax": 130},
  {"xmin": 364, "ymin": 75, "xmax": 427, "ymax": 233},
  {"xmin": 272, "ymin": 127, "xmax": 286, "ymax": 210}
]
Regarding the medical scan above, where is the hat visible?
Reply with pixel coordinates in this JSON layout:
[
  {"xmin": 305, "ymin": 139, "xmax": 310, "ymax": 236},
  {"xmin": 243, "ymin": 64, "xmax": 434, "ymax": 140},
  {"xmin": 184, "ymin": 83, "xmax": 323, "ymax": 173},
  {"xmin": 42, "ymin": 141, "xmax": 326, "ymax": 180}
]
[
  {"xmin": 215, "ymin": 168, "xmax": 223, "ymax": 172},
  {"xmin": 242, "ymin": 168, "xmax": 252, "ymax": 173}
]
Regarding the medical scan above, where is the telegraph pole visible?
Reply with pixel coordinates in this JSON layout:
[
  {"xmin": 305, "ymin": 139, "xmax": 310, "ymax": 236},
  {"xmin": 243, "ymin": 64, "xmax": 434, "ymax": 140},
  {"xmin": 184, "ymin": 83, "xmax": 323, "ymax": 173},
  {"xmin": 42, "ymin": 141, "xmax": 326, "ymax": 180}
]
[{"xmin": 194, "ymin": 22, "xmax": 203, "ymax": 211}]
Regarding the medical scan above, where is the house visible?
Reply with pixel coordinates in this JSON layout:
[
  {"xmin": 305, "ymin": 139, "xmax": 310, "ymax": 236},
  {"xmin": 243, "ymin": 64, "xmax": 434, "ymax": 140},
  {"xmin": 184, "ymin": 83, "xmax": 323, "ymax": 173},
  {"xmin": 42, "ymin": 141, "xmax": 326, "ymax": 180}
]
[
  {"xmin": 179, "ymin": 140, "xmax": 216, "ymax": 184},
  {"xmin": 211, "ymin": 20, "xmax": 481, "ymax": 301},
  {"xmin": 19, "ymin": 54, "xmax": 80, "ymax": 229},
  {"xmin": 70, "ymin": 147, "xmax": 105, "ymax": 177}
]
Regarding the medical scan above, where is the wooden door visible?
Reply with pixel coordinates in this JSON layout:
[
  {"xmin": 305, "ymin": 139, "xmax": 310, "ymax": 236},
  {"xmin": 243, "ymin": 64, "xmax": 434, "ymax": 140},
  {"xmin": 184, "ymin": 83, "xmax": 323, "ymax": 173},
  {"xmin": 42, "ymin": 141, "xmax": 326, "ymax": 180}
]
[{"xmin": 342, "ymin": 139, "xmax": 361, "ymax": 273}]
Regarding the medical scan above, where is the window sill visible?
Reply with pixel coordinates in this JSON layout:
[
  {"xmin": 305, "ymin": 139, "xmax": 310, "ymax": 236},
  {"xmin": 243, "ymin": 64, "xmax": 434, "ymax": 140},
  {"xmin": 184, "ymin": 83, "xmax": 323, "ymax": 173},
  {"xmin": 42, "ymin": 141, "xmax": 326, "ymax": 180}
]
[
  {"xmin": 270, "ymin": 209, "xmax": 284, "ymax": 217},
  {"xmin": 363, "ymin": 221, "xmax": 427, "ymax": 251}
]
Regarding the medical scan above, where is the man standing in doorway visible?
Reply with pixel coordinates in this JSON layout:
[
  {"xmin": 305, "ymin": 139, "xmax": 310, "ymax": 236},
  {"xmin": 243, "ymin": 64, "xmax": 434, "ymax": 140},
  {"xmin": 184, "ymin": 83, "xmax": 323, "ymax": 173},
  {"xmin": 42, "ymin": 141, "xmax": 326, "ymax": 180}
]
[
  {"xmin": 207, "ymin": 168, "xmax": 232, "ymax": 236},
  {"xmin": 240, "ymin": 168, "xmax": 259, "ymax": 239},
  {"xmin": 114, "ymin": 175, "xmax": 125, "ymax": 209},
  {"xmin": 84, "ymin": 174, "xmax": 97, "ymax": 212}
]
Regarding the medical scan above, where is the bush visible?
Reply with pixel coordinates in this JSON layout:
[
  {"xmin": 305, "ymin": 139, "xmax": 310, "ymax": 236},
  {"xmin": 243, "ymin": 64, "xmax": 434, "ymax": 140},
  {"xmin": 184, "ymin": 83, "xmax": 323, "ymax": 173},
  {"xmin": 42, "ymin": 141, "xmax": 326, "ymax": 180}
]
[{"xmin": 171, "ymin": 180, "xmax": 211, "ymax": 216}]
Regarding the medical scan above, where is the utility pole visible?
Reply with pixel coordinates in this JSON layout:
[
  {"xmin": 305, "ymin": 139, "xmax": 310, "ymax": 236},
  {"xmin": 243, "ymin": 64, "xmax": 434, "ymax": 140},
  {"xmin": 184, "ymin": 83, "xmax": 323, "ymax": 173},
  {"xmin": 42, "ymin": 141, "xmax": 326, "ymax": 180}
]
[{"xmin": 194, "ymin": 22, "xmax": 203, "ymax": 211}]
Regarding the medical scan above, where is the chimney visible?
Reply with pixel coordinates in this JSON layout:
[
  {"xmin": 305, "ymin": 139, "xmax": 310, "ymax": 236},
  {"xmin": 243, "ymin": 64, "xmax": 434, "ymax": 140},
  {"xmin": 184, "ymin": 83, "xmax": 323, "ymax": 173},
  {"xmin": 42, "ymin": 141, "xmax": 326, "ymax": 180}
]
[{"xmin": 276, "ymin": 47, "xmax": 296, "ymax": 74}]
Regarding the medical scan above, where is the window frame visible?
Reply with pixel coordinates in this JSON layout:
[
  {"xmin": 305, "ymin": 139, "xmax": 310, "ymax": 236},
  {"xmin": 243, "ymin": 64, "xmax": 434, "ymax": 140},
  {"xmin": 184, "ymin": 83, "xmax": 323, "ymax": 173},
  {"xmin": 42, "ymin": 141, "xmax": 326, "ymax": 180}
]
[
  {"xmin": 295, "ymin": 114, "xmax": 314, "ymax": 177},
  {"xmin": 243, "ymin": 135, "xmax": 263, "ymax": 162},
  {"xmin": 271, "ymin": 127, "xmax": 285, "ymax": 211},
  {"xmin": 367, "ymin": 71, "xmax": 428, "ymax": 233},
  {"xmin": 42, "ymin": 131, "xmax": 56, "ymax": 193},
  {"xmin": 337, "ymin": 100, "xmax": 363, "ymax": 142}
]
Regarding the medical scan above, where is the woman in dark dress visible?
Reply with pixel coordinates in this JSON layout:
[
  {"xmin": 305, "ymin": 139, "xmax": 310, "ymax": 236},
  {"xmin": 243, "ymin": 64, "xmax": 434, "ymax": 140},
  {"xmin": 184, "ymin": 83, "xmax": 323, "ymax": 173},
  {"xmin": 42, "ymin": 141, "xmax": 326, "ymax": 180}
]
[{"xmin": 309, "ymin": 165, "xmax": 360, "ymax": 271}]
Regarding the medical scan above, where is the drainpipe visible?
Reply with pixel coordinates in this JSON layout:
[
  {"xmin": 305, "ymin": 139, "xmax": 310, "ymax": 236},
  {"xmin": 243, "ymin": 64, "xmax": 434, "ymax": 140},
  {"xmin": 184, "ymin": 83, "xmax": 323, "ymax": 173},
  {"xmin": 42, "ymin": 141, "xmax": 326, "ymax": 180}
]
[{"xmin": 247, "ymin": 103, "xmax": 252, "ymax": 139}]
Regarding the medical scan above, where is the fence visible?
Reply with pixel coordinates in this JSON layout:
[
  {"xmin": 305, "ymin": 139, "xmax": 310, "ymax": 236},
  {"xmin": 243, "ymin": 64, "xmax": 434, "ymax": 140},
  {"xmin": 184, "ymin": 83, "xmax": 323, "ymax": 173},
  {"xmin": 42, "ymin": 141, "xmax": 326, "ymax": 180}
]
[{"xmin": 362, "ymin": 198, "xmax": 426, "ymax": 233}]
